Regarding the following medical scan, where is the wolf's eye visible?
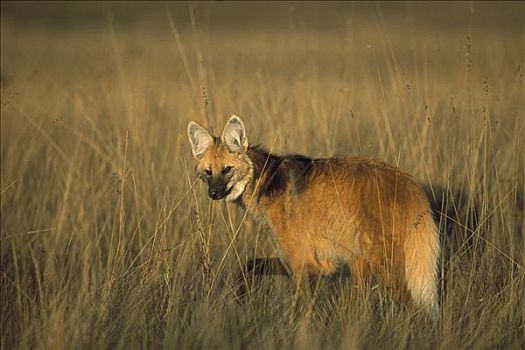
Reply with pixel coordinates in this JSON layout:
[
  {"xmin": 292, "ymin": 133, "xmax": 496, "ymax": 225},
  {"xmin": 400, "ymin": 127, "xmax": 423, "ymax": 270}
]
[
  {"xmin": 221, "ymin": 166, "xmax": 233, "ymax": 175},
  {"xmin": 203, "ymin": 169, "xmax": 212, "ymax": 177}
]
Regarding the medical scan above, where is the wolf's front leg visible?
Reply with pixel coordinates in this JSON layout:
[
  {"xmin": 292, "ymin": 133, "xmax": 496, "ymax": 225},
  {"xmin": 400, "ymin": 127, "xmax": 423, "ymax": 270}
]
[
  {"xmin": 236, "ymin": 257, "xmax": 290, "ymax": 298},
  {"xmin": 285, "ymin": 255, "xmax": 314, "ymax": 300}
]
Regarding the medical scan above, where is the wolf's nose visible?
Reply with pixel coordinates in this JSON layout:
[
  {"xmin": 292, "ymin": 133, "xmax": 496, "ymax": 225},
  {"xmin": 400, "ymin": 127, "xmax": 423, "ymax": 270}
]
[{"xmin": 209, "ymin": 189, "xmax": 220, "ymax": 199}]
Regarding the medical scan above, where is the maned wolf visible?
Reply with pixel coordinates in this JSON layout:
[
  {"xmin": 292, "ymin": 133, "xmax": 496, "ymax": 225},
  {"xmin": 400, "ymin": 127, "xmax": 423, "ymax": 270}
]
[{"xmin": 187, "ymin": 115, "xmax": 440, "ymax": 317}]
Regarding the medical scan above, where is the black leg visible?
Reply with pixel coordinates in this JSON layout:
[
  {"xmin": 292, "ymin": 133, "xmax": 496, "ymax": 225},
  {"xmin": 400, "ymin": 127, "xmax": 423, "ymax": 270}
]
[
  {"xmin": 236, "ymin": 257, "xmax": 290, "ymax": 299},
  {"xmin": 244, "ymin": 257, "xmax": 290, "ymax": 277}
]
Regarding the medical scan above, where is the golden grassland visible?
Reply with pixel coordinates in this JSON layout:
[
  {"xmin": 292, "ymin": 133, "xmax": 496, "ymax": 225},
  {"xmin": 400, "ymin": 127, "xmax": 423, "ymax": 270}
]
[{"xmin": 1, "ymin": 3, "xmax": 524, "ymax": 349}]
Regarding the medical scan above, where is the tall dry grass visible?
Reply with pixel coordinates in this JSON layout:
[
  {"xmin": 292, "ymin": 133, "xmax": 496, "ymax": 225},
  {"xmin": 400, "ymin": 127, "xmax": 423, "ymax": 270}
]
[{"xmin": 1, "ymin": 3, "xmax": 524, "ymax": 349}]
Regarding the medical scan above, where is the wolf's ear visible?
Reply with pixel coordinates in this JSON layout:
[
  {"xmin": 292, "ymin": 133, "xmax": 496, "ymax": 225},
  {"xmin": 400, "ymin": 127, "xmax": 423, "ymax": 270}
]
[
  {"xmin": 187, "ymin": 121, "xmax": 214, "ymax": 158},
  {"xmin": 221, "ymin": 115, "xmax": 248, "ymax": 153}
]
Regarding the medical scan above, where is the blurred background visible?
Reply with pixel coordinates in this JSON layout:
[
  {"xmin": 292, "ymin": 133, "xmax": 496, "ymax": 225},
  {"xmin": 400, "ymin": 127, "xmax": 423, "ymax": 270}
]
[{"xmin": 1, "ymin": 2, "xmax": 524, "ymax": 349}]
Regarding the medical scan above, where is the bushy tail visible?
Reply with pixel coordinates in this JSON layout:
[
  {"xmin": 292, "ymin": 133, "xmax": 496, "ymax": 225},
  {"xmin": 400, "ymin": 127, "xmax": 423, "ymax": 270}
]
[{"xmin": 404, "ymin": 213, "xmax": 440, "ymax": 319}]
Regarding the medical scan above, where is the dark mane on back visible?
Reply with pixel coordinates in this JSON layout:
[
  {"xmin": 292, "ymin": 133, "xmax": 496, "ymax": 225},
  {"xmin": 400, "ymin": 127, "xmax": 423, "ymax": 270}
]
[
  {"xmin": 283, "ymin": 154, "xmax": 313, "ymax": 194},
  {"xmin": 247, "ymin": 145, "xmax": 282, "ymax": 171},
  {"xmin": 246, "ymin": 144, "xmax": 313, "ymax": 199}
]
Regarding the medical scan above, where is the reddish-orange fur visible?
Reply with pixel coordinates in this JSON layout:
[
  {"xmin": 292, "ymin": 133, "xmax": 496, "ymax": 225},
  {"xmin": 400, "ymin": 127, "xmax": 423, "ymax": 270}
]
[{"xmin": 188, "ymin": 116, "xmax": 440, "ymax": 317}]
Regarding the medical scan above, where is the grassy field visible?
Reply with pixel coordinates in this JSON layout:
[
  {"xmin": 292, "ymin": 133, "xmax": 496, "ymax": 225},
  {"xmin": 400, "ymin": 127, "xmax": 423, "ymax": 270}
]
[{"xmin": 1, "ymin": 2, "xmax": 524, "ymax": 349}]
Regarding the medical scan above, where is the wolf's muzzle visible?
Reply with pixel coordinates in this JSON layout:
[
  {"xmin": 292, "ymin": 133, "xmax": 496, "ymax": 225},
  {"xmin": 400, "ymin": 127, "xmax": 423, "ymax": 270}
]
[
  {"xmin": 208, "ymin": 186, "xmax": 233, "ymax": 200},
  {"xmin": 208, "ymin": 178, "xmax": 233, "ymax": 200}
]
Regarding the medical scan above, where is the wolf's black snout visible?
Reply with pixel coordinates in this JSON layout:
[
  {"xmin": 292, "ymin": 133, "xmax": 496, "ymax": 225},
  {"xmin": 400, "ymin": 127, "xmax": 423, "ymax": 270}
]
[{"xmin": 208, "ymin": 188, "xmax": 221, "ymax": 200}]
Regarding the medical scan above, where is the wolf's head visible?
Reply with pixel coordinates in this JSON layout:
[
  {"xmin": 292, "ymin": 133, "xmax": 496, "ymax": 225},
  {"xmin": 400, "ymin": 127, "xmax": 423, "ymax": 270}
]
[{"xmin": 187, "ymin": 115, "xmax": 254, "ymax": 201}]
